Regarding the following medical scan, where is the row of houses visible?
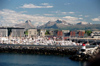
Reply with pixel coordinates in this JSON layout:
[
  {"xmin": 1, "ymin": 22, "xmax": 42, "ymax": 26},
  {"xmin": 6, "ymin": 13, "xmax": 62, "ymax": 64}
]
[
  {"xmin": 0, "ymin": 27, "xmax": 100, "ymax": 39},
  {"xmin": 28, "ymin": 29, "xmax": 100, "ymax": 39},
  {"xmin": 28, "ymin": 29, "xmax": 86, "ymax": 38}
]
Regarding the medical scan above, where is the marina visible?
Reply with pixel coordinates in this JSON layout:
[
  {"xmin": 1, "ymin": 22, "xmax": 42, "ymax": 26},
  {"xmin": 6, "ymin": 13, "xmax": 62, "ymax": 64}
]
[{"xmin": 0, "ymin": 0, "xmax": 100, "ymax": 66}]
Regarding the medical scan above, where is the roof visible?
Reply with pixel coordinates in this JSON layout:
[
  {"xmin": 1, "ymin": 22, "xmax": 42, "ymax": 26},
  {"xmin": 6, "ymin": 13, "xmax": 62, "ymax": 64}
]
[{"xmin": 0, "ymin": 26, "xmax": 24, "ymax": 29}]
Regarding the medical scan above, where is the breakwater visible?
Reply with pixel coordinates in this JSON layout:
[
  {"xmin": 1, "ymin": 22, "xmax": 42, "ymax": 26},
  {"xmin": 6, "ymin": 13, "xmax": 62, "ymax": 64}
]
[
  {"xmin": 0, "ymin": 44, "xmax": 80, "ymax": 55},
  {"xmin": 0, "ymin": 44, "xmax": 99, "ymax": 61}
]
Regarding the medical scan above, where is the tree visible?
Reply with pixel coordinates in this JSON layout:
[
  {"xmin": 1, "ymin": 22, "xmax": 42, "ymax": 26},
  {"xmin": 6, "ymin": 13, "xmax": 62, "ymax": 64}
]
[
  {"xmin": 85, "ymin": 30, "xmax": 92, "ymax": 36},
  {"xmin": 24, "ymin": 30, "xmax": 28, "ymax": 36},
  {"xmin": 45, "ymin": 30, "xmax": 50, "ymax": 35}
]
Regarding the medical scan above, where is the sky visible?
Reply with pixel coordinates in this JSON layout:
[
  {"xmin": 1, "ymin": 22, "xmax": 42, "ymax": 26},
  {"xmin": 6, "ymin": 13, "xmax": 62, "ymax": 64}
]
[{"xmin": 0, "ymin": 0, "xmax": 100, "ymax": 26}]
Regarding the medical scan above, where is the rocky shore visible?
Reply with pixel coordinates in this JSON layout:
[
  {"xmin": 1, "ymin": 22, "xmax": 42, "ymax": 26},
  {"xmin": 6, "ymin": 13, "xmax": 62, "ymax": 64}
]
[{"xmin": 70, "ymin": 46, "xmax": 100, "ymax": 61}]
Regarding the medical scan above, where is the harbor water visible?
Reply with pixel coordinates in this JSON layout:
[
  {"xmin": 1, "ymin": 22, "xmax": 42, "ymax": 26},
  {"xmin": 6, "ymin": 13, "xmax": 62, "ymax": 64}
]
[{"xmin": 0, "ymin": 53, "xmax": 87, "ymax": 66}]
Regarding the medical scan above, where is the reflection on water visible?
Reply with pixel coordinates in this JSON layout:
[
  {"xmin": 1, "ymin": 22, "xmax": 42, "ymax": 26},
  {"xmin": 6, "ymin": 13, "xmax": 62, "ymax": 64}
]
[{"xmin": 0, "ymin": 53, "xmax": 87, "ymax": 66}]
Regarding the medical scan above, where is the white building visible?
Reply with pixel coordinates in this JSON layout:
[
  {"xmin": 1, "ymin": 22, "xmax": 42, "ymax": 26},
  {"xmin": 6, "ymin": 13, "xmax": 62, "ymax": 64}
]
[
  {"xmin": 0, "ymin": 27, "xmax": 25, "ymax": 37},
  {"xmin": 91, "ymin": 31, "xmax": 100, "ymax": 38},
  {"xmin": 0, "ymin": 27, "xmax": 8, "ymax": 37},
  {"xmin": 11, "ymin": 28, "xmax": 25, "ymax": 37},
  {"xmin": 28, "ymin": 29, "xmax": 37, "ymax": 37},
  {"xmin": 40, "ymin": 29, "xmax": 46, "ymax": 37}
]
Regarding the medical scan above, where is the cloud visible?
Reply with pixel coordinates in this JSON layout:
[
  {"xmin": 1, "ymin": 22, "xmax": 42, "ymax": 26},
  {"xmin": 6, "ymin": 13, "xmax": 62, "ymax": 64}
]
[
  {"xmin": 43, "ymin": 14, "xmax": 54, "ymax": 16},
  {"xmin": 51, "ymin": 11, "xmax": 74, "ymax": 15},
  {"xmin": 41, "ymin": 3, "xmax": 49, "ymax": 6},
  {"xmin": 85, "ymin": 15, "xmax": 89, "ymax": 17},
  {"xmin": 92, "ymin": 16, "xmax": 100, "ymax": 21},
  {"xmin": 20, "ymin": 3, "xmax": 53, "ymax": 8},
  {"xmin": 61, "ymin": 12, "xmax": 67, "ymax": 15},
  {"xmin": 63, "ymin": 16, "xmax": 78, "ymax": 20},
  {"xmin": 79, "ymin": 15, "xmax": 83, "ymax": 16},
  {"xmin": 0, "ymin": 9, "xmax": 88, "ymax": 26},
  {"xmin": 79, "ymin": 18, "xmax": 83, "ymax": 20},
  {"xmin": 64, "ymin": 3, "xmax": 71, "ymax": 5},
  {"xmin": 69, "ymin": 12, "xmax": 74, "ymax": 14},
  {"xmin": 62, "ymin": 16, "xmax": 85, "ymax": 24},
  {"xmin": 0, "ymin": 9, "xmax": 58, "ymax": 26}
]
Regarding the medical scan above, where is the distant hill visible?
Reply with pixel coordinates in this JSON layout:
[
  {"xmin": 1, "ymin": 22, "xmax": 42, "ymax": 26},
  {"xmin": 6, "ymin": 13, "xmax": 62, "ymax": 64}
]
[
  {"xmin": 39, "ymin": 19, "xmax": 71, "ymax": 29},
  {"xmin": 39, "ymin": 20, "xmax": 100, "ymax": 30},
  {"xmin": 15, "ymin": 20, "xmax": 35, "ymax": 30},
  {"xmin": 76, "ymin": 22, "xmax": 92, "ymax": 25},
  {"xmin": 61, "ymin": 24, "xmax": 100, "ymax": 30}
]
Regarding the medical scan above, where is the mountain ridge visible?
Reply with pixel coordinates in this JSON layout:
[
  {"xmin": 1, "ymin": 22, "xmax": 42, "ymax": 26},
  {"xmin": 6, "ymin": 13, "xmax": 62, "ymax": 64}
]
[
  {"xmin": 15, "ymin": 20, "xmax": 35, "ymax": 29},
  {"xmin": 38, "ymin": 20, "xmax": 100, "ymax": 30}
]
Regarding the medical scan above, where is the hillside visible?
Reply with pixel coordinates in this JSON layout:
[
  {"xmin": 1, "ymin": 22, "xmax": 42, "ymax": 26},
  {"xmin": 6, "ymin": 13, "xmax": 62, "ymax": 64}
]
[
  {"xmin": 39, "ymin": 20, "xmax": 100, "ymax": 30},
  {"xmin": 15, "ymin": 20, "xmax": 35, "ymax": 29},
  {"xmin": 55, "ymin": 24, "xmax": 100, "ymax": 30},
  {"xmin": 39, "ymin": 19, "xmax": 71, "ymax": 29}
]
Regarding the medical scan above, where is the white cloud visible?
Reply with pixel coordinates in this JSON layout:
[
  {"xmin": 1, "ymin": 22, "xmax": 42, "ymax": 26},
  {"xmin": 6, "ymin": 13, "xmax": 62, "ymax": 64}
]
[
  {"xmin": 85, "ymin": 15, "xmax": 89, "ymax": 17},
  {"xmin": 62, "ymin": 16, "xmax": 86, "ymax": 24},
  {"xmin": 0, "ymin": 9, "xmax": 58, "ymax": 26},
  {"xmin": 63, "ymin": 16, "xmax": 78, "ymax": 20},
  {"xmin": 92, "ymin": 16, "xmax": 100, "ymax": 21},
  {"xmin": 0, "ymin": 9, "xmax": 89, "ymax": 26},
  {"xmin": 68, "ymin": 12, "xmax": 74, "ymax": 14},
  {"xmin": 62, "ymin": 16, "xmax": 80, "ymax": 24},
  {"xmin": 79, "ymin": 18, "xmax": 83, "ymax": 20},
  {"xmin": 61, "ymin": 12, "xmax": 67, "ymax": 15},
  {"xmin": 43, "ymin": 14, "xmax": 54, "ymax": 16},
  {"xmin": 41, "ymin": 3, "xmax": 49, "ymax": 6},
  {"xmin": 51, "ymin": 11, "xmax": 74, "ymax": 15},
  {"xmin": 20, "ymin": 3, "xmax": 53, "ymax": 8},
  {"xmin": 79, "ymin": 15, "xmax": 83, "ymax": 16}
]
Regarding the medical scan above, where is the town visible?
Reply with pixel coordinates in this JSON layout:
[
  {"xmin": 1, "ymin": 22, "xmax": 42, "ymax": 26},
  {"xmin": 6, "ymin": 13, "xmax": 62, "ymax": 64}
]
[{"xmin": 0, "ymin": 20, "xmax": 100, "ymax": 46}]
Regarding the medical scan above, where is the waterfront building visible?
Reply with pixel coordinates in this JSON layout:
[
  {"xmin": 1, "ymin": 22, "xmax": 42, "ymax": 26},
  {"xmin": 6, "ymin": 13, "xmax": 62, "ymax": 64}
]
[
  {"xmin": 9, "ymin": 27, "xmax": 25, "ymax": 37},
  {"xmin": 70, "ymin": 30, "xmax": 86, "ymax": 38},
  {"xmin": 48, "ymin": 30, "xmax": 58, "ymax": 37},
  {"xmin": 70, "ymin": 31, "xmax": 76, "ymax": 37},
  {"xmin": 91, "ymin": 31, "xmax": 100, "ymax": 38},
  {"xmin": 78, "ymin": 30, "xmax": 85, "ymax": 38},
  {"xmin": 0, "ymin": 27, "xmax": 8, "ymax": 37},
  {"xmin": 62, "ymin": 30, "xmax": 70, "ymax": 37},
  {"xmin": 40, "ymin": 29, "xmax": 46, "ymax": 37},
  {"xmin": 28, "ymin": 29, "xmax": 37, "ymax": 37},
  {"xmin": 0, "ymin": 27, "xmax": 25, "ymax": 37},
  {"xmin": 57, "ymin": 31, "xmax": 63, "ymax": 37},
  {"xmin": 49, "ymin": 30, "xmax": 54, "ymax": 36}
]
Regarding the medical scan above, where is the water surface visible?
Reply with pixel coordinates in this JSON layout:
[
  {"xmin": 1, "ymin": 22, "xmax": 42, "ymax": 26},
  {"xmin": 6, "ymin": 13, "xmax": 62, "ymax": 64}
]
[{"xmin": 0, "ymin": 53, "xmax": 86, "ymax": 66}]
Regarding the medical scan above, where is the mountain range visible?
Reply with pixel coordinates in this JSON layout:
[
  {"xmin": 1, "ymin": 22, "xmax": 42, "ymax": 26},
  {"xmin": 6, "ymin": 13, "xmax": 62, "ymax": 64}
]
[
  {"xmin": 15, "ymin": 20, "xmax": 100, "ymax": 30},
  {"xmin": 15, "ymin": 20, "xmax": 35, "ymax": 29},
  {"xmin": 39, "ymin": 20, "xmax": 72, "ymax": 29},
  {"xmin": 39, "ymin": 20, "xmax": 93, "ymax": 30}
]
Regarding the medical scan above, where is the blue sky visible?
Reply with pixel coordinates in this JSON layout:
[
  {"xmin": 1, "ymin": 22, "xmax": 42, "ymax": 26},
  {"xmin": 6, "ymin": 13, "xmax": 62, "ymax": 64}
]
[{"xmin": 0, "ymin": 0, "xmax": 100, "ymax": 26}]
